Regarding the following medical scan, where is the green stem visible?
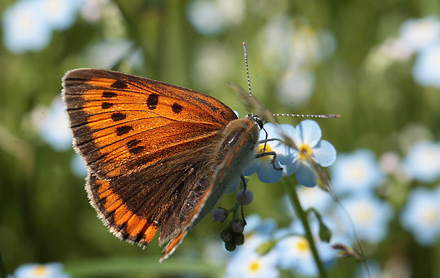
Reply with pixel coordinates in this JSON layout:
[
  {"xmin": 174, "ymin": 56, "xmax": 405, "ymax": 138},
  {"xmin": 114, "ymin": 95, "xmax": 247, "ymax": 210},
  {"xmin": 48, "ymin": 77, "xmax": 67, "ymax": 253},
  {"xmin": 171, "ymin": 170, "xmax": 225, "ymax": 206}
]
[{"xmin": 282, "ymin": 179, "xmax": 328, "ymax": 278}]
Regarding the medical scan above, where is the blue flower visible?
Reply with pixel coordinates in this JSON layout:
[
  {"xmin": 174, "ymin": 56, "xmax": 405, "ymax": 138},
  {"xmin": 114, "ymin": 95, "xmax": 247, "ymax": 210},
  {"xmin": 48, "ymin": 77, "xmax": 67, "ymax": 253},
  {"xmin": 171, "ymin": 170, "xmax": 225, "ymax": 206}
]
[
  {"xmin": 244, "ymin": 123, "xmax": 297, "ymax": 183},
  {"xmin": 282, "ymin": 187, "xmax": 333, "ymax": 218},
  {"xmin": 225, "ymin": 234, "xmax": 279, "ymax": 278},
  {"xmin": 39, "ymin": 0, "xmax": 82, "ymax": 31},
  {"xmin": 399, "ymin": 16, "xmax": 440, "ymax": 53},
  {"xmin": 296, "ymin": 186, "xmax": 333, "ymax": 212},
  {"xmin": 85, "ymin": 40, "xmax": 144, "ymax": 70},
  {"xmin": 356, "ymin": 260, "xmax": 382, "ymax": 278},
  {"xmin": 275, "ymin": 235, "xmax": 334, "ymax": 277},
  {"xmin": 282, "ymin": 120, "xmax": 337, "ymax": 187},
  {"xmin": 278, "ymin": 69, "xmax": 315, "ymax": 108},
  {"xmin": 331, "ymin": 149, "xmax": 384, "ymax": 195},
  {"xmin": 403, "ymin": 141, "xmax": 440, "ymax": 183},
  {"xmin": 2, "ymin": 0, "xmax": 81, "ymax": 54},
  {"xmin": 2, "ymin": 0, "xmax": 52, "ymax": 53},
  {"xmin": 412, "ymin": 41, "xmax": 440, "ymax": 89},
  {"xmin": 275, "ymin": 216, "xmax": 336, "ymax": 276},
  {"xmin": 9, "ymin": 262, "xmax": 70, "ymax": 278},
  {"xmin": 70, "ymin": 154, "xmax": 87, "ymax": 178},
  {"xmin": 337, "ymin": 194, "xmax": 394, "ymax": 244},
  {"xmin": 244, "ymin": 214, "xmax": 277, "ymax": 237},
  {"xmin": 186, "ymin": 0, "xmax": 245, "ymax": 36},
  {"xmin": 38, "ymin": 97, "xmax": 72, "ymax": 151},
  {"xmin": 400, "ymin": 186, "xmax": 440, "ymax": 246}
]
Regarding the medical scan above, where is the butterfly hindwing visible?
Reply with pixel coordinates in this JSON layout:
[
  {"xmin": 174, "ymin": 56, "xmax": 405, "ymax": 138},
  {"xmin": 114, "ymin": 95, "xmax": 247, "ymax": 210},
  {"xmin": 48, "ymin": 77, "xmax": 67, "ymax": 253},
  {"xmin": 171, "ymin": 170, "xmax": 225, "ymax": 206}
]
[{"xmin": 86, "ymin": 143, "xmax": 218, "ymax": 249}]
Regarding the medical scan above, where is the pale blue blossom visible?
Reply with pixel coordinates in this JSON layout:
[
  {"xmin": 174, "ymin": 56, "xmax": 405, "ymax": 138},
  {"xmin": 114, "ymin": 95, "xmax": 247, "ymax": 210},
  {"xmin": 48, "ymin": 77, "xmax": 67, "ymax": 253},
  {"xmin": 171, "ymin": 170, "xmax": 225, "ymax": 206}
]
[
  {"xmin": 331, "ymin": 149, "xmax": 384, "ymax": 195},
  {"xmin": 356, "ymin": 260, "xmax": 383, "ymax": 278},
  {"xmin": 338, "ymin": 194, "xmax": 394, "ymax": 244},
  {"xmin": 400, "ymin": 16, "xmax": 440, "ymax": 52},
  {"xmin": 224, "ymin": 235, "xmax": 279, "ymax": 278},
  {"xmin": 70, "ymin": 154, "xmax": 87, "ymax": 178},
  {"xmin": 186, "ymin": 0, "xmax": 245, "ymax": 35},
  {"xmin": 297, "ymin": 186, "xmax": 333, "ymax": 212},
  {"xmin": 412, "ymin": 41, "xmax": 440, "ymax": 89},
  {"xmin": 244, "ymin": 214, "xmax": 277, "ymax": 237},
  {"xmin": 276, "ymin": 216, "xmax": 336, "ymax": 276},
  {"xmin": 244, "ymin": 123, "xmax": 297, "ymax": 183},
  {"xmin": 403, "ymin": 141, "xmax": 440, "ymax": 182},
  {"xmin": 9, "ymin": 262, "xmax": 70, "ymax": 278},
  {"xmin": 278, "ymin": 69, "xmax": 316, "ymax": 108},
  {"xmin": 282, "ymin": 120, "xmax": 337, "ymax": 187},
  {"xmin": 2, "ymin": 0, "xmax": 52, "ymax": 53},
  {"xmin": 85, "ymin": 40, "xmax": 144, "ymax": 69},
  {"xmin": 400, "ymin": 186, "xmax": 440, "ymax": 246},
  {"xmin": 38, "ymin": 97, "xmax": 72, "ymax": 151},
  {"xmin": 40, "ymin": 0, "xmax": 82, "ymax": 30}
]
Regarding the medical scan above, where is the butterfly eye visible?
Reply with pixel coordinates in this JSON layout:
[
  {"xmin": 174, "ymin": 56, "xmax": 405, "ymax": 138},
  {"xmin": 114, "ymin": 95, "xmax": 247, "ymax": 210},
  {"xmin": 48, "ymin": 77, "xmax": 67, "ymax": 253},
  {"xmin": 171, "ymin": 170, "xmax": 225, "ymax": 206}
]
[{"xmin": 255, "ymin": 117, "xmax": 264, "ymax": 129}]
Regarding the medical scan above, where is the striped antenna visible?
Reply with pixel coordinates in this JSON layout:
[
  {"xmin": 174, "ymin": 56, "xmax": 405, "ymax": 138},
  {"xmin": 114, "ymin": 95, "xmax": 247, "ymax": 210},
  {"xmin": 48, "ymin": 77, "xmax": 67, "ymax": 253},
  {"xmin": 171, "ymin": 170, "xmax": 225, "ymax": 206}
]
[
  {"xmin": 241, "ymin": 42, "xmax": 340, "ymax": 120},
  {"xmin": 273, "ymin": 113, "xmax": 340, "ymax": 119},
  {"xmin": 242, "ymin": 42, "xmax": 252, "ymax": 98}
]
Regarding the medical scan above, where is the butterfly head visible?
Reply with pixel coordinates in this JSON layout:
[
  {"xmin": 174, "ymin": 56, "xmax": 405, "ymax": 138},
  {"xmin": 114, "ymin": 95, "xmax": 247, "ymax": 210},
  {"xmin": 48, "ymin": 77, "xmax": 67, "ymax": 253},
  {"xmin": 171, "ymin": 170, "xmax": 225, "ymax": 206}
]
[{"xmin": 245, "ymin": 114, "xmax": 264, "ymax": 130}]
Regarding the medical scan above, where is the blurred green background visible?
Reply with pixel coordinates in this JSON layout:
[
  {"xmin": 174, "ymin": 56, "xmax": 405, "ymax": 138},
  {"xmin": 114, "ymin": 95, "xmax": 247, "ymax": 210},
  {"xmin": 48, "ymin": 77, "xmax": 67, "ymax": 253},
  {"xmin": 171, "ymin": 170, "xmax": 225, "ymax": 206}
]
[{"xmin": 1, "ymin": 0, "xmax": 440, "ymax": 277}]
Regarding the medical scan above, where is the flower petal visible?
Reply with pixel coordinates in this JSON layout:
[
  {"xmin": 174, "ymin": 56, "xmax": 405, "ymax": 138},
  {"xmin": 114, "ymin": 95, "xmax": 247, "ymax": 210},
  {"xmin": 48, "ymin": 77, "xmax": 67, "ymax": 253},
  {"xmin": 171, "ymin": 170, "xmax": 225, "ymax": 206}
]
[
  {"xmin": 296, "ymin": 162, "xmax": 317, "ymax": 187},
  {"xmin": 312, "ymin": 140, "xmax": 337, "ymax": 167},
  {"xmin": 282, "ymin": 160, "xmax": 300, "ymax": 176},
  {"xmin": 297, "ymin": 120, "xmax": 322, "ymax": 148},
  {"xmin": 256, "ymin": 160, "xmax": 283, "ymax": 183}
]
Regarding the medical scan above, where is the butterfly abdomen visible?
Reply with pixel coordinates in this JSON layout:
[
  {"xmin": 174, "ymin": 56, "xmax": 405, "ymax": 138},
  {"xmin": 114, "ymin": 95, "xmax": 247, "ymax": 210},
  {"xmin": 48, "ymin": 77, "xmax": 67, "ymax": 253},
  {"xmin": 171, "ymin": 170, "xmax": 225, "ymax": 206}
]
[{"xmin": 189, "ymin": 116, "xmax": 260, "ymax": 228}]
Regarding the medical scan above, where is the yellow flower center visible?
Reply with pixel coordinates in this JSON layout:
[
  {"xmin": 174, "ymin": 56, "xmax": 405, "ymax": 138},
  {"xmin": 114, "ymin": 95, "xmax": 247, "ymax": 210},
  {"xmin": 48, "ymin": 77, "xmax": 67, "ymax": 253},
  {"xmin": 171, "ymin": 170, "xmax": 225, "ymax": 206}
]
[
  {"xmin": 296, "ymin": 238, "xmax": 310, "ymax": 252},
  {"xmin": 357, "ymin": 207, "xmax": 373, "ymax": 223},
  {"xmin": 423, "ymin": 208, "xmax": 439, "ymax": 226},
  {"xmin": 248, "ymin": 259, "xmax": 261, "ymax": 273},
  {"xmin": 258, "ymin": 143, "xmax": 274, "ymax": 159},
  {"xmin": 33, "ymin": 265, "xmax": 48, "ymax": 276},
  {"xmin": 298, "ymin": 144, "xmax": 313, "ymax": 160},
  {"xmin": 296, "ymin": 237, "xmax": 310, "ymax": 253},
  {"xmin": 350, "ymin": 163, "xmax": 366, "ymax": 179}
]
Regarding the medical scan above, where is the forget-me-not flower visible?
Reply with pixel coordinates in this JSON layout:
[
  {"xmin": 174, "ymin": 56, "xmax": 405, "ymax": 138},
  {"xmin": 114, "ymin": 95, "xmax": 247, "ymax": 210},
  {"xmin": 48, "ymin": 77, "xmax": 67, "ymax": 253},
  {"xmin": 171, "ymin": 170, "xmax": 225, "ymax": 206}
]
[
  {"xmin": 338, "ymin": 194, "xmax": 394, "ymax": 244},
  {"xmin": 403, "ymin": 141, "xmax": 440, "ymax": 183},
  {"xmin": 224, "ymin": 234, "xmax": 279, "ymax": 278},
  {"xmin": 244, "ymin": 123, "xmax": 297, "ymax": 183},
  {"xmin": 8, "ymin": 262, "xmax": 70, "ymax": 278},
  {"xmin": 186, "ymin": 0, "xmax": 245, "ymax": 36},
  {"xmin": 331, "ymin": 149, "xmax": 384, "ymax": 195},
  {"xmin": 2, "ymin": 0, "xmax": 52, "ymax": 53},
  {"xmin": 38, "ymin": 97, "xmax": 72, "ymax": 151},
  {"xmin": 412, "ymin": 41, "xmax": 440, "ymax": 89},
  {"xmin": 399, "ymin": 16, "xmax": 440, "ymax": 52},
  {"xmin": 400, "ymin": 186, "xmax": 440, "ymax": 246},
  {"xmin": 282, "ymin": 120, "xmax": 337, "ymax": 187},
  {"xmin": 40, "ymin": 0, "xmax": 82, "ymax": 31}
]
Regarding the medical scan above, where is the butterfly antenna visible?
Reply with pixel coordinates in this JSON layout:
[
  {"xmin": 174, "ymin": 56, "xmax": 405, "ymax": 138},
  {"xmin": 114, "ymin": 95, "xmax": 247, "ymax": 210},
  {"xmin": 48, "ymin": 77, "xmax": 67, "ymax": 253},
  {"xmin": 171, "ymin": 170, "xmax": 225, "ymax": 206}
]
[
  {"xmin": 242, "ymin": 42, "xmax": 253, "ymax": 99},
  {"xmin": 273, "ymin": 113, "xmax": 341, "ymax": 119}
]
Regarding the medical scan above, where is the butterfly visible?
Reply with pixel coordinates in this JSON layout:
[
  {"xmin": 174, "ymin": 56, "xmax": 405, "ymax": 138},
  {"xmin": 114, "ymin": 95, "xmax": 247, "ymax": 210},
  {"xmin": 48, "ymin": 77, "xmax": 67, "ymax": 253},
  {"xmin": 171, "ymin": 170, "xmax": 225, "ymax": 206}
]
[{"xmin": 62, "ymin": 69, "xmax": 263, "ymax": 262}]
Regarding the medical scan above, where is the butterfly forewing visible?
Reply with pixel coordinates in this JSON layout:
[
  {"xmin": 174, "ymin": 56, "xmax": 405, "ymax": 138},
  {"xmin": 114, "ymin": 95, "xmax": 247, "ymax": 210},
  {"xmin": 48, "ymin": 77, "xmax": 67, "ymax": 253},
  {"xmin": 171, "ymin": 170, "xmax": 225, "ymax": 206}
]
[{"xmin": 63, "ymin": 69, "xmax": 237, "ymax": 179}]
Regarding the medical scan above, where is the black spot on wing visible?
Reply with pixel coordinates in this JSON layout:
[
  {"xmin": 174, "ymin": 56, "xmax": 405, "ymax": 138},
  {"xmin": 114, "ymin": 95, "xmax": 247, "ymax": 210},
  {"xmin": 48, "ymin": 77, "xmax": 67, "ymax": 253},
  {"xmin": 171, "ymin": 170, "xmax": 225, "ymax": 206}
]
[
  {"xmin": 111, "ymin": 80, "xmax": 128, "ymax": 89},
  {"xmin": 172, "ymin": 103, "xmax": 183, "ymax": 114},
  {"xmin": 147, "ymin": 94, "xmax": 159, "ymax": 110},
  {"xmin": 116, "ymin": 126, "xmax": 133, "ymax": 136}
]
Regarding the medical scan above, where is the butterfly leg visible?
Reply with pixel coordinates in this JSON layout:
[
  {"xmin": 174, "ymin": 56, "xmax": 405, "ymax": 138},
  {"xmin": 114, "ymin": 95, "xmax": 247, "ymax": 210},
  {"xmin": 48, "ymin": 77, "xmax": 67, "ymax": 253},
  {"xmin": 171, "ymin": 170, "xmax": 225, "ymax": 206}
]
[
  {"xmin": 255, "ymin": 151, "xmax": 283, "ymax": 171},
  {"xmin": 239, "ymin": 174, "xmax": 248, "ymax": 225}
]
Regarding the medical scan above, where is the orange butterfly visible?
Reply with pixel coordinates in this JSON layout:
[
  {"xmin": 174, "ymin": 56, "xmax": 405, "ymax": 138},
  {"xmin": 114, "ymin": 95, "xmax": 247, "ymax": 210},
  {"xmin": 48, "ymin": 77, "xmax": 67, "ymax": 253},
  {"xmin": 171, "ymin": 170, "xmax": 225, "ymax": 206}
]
[{"xmin": 62, "ymin": 69, "xmax": 261, "ymax": 262}]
